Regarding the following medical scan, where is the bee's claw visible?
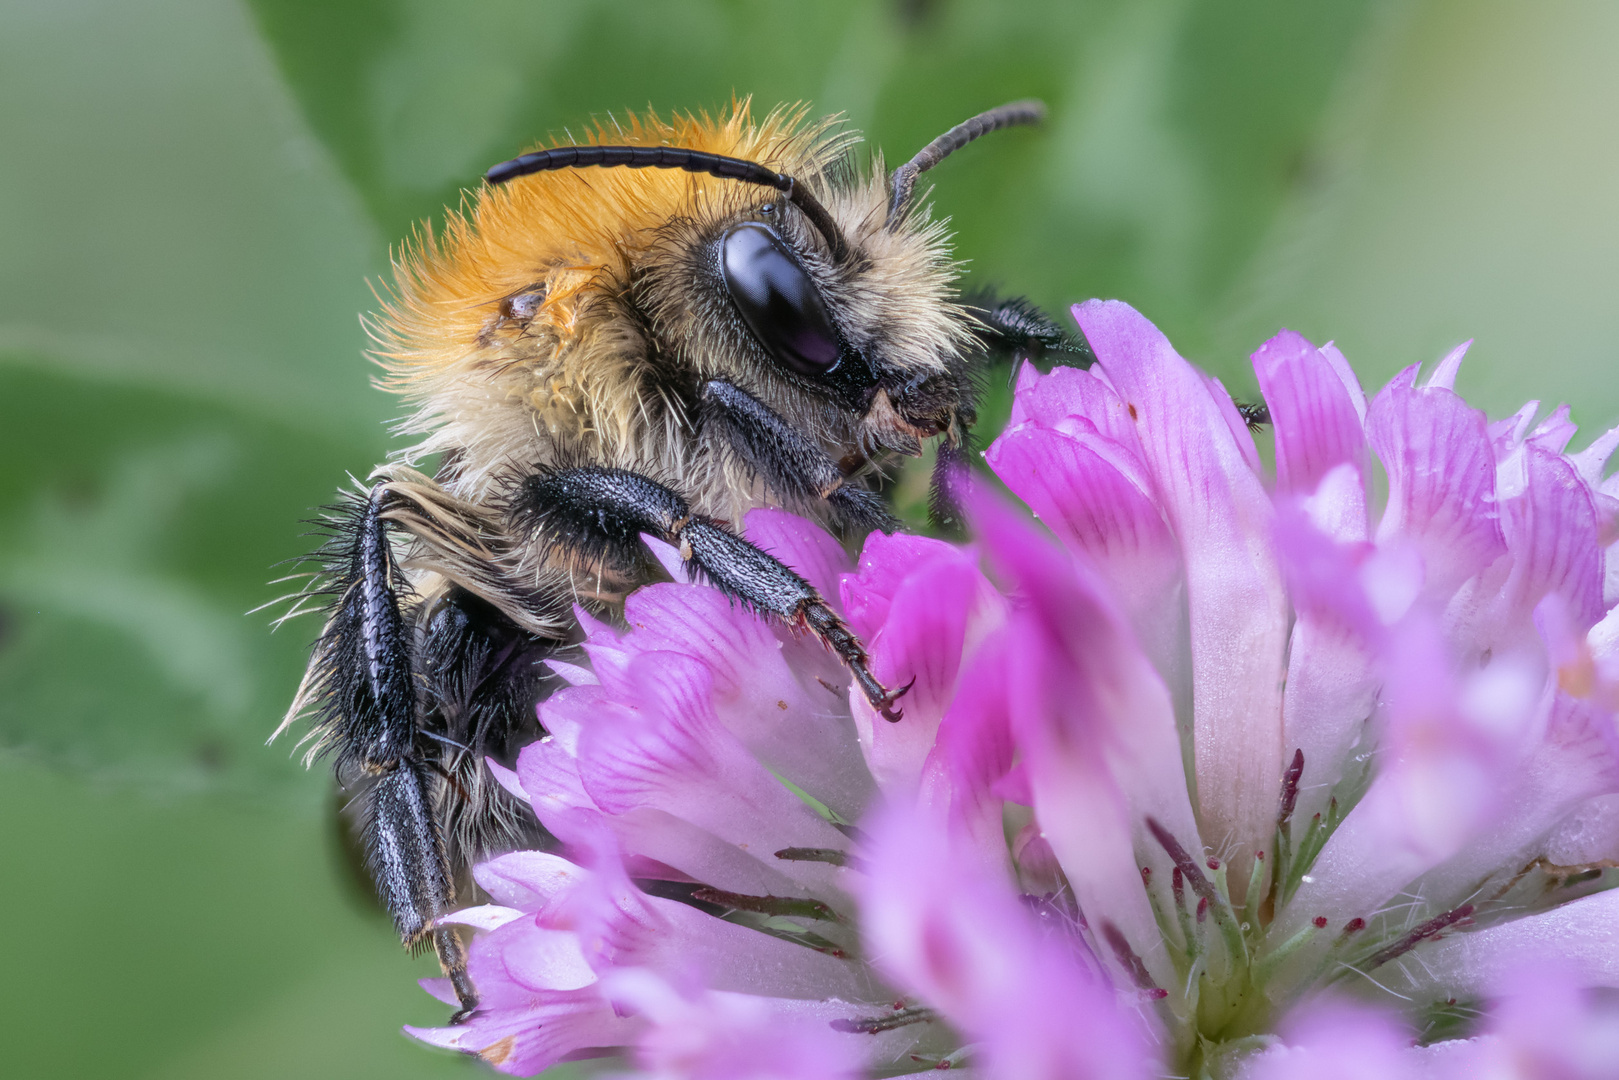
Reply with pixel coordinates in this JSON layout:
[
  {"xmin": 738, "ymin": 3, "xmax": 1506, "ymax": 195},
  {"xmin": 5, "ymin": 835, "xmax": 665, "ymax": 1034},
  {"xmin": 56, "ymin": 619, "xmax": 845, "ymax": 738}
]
[{"xmin": 877, "ymin": 676, "xmax": 916, "ymax": 723}]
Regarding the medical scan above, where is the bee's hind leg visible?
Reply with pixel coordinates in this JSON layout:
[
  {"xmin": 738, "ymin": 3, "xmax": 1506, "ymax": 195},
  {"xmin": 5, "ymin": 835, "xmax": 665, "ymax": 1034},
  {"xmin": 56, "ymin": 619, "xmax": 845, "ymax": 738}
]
[
  {"xmin": 509, "ymin": 465, "xmax": 911, "ymax": 721},
  {"xmin": 312, "ymin": 483, "xmax": 479, "ymax": 1021}
]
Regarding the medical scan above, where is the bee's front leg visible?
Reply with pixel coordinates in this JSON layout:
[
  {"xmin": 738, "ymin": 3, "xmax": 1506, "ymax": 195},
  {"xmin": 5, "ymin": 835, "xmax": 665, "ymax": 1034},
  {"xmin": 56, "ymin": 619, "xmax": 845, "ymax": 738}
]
[
  {"xmin": 509, "ymin": 465, "xmax": 910, "ymax": 721},
  {"xmin": 697, "ymin": 378, "xmax": 897, "ymax": 535}
]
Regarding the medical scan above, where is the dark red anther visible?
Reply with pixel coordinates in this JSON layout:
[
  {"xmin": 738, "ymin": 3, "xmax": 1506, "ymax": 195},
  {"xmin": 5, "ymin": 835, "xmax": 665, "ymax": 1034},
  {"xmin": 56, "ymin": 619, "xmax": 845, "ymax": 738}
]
[
  {"xmin": 1343, "ymin": 917, "xmax": 1366, "ymax": 934},
  {"xmin": 1312, "ymin": 916, "xmax": 1328, "ymax": 929},
  {"xmin": 1147, "ymin": 988, "xmax": 1169, "ymax": 1000},
  {"xmin": 1196, "ymin": 897, "xmax": 1209, "ymax": 923},
  {"xmin": 1140, "ymin": 866, "xmax": 1152, "ymax": 886},
  {"xmin": 1207, "ymin": 858, "xmax": 1221, "ymax": 871}
]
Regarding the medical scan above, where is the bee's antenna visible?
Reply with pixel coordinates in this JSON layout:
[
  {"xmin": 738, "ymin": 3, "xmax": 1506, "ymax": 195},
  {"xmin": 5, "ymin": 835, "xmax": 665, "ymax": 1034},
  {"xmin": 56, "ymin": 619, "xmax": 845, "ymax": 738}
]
[
  {"xmin": 885, "ymin": 100, "xmax": 1046, "ymax": 230},
  {"xmin": 483, "ymin": 145, "xmax": 849, "ymax": 264}
]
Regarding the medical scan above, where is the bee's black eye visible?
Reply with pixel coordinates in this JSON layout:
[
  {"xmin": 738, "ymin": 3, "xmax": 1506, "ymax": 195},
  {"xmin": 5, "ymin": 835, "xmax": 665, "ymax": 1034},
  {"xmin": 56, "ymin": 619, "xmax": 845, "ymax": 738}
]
[{"xmin": 721, "ymin": 222, "xmax": 841, "ymax": 375}]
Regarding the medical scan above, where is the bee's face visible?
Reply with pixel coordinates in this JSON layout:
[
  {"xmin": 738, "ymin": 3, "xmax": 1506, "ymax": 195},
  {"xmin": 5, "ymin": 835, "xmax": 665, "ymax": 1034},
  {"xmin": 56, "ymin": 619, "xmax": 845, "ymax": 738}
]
[{"xmin": 637, "ymin": 173, "xmax": 971, "ymax": 458}]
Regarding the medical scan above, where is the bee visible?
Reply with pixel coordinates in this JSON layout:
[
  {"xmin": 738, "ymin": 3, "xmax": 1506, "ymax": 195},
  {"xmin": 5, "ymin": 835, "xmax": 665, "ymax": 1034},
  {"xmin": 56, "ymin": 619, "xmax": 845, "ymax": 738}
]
[{"xmin": 274, "ymin": 99, "xmax": 1086, "ymax": 1022}]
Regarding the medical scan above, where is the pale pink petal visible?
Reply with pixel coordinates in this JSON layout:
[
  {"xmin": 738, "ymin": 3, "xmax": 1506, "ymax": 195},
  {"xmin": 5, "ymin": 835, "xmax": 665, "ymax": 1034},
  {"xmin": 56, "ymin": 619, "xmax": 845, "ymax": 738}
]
[
  {"xmin": 474, "ymin": 851, "xmax": 591, "ymax": 909},
  {"xmin": 1529, "ymin": 402, "xmax": 1577, "ymax": 454},
  {"xmin": 916, "ymin": 633, "xmax": 1019, "ymax": 879},
  {"xmin": 575, "ymin": 652, "xmax": 849, "ymax": 885},
  {"xmin": 643, "ymin": 534, "xmax": 694, "ymax": 583},
  {"xmin": 1377, "ymin": 889, "xmax": 1619, "ymax": 1002},
  {"xmin": 1074, "ymin": 298, "xmax": 1287, "ymax": 873},
  {"xmin": 1286, "ymin": 616, "xmax": 1535, "ymax": 933},
  {"xmin": 1251, "ymin": 328, "xmax": 1369, "ymax": 496},
  {"xmin": 407, "ymin": 988, "xmax": 640, "ymax": 1076},
  {"xmin": 614, "ymin": 583, "xmax": 874, "ymax": 820},
  {"xmin": 1423, "ymin": 339, "xmax": 1471, "ymax": 391},
  {"xmin": 1239, "ymin": 1000, "xmax": 1418, "ymax": 1080},
  {"xmin": 1572, "ymin": 423, "xmax": 1619, "ymax": 488},
  {"xmin": 1271, "ymin": 499, "xmax": 1381, "ymax": 823},
  {"xmin": 1367, "ymin": 367, "xmax": 1508, "ymax": 598},
  {"xmin": 606, "ymin": 970, "xmax": 872, "ymax": 1080},
  {"xmin": 543, "ymin": 657, "xmax": 597, "ymax": 686}
]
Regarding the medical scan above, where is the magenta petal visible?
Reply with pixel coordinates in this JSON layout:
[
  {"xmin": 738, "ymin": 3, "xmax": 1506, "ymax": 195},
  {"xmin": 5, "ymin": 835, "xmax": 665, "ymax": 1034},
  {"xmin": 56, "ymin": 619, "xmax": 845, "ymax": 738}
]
[
  {"xmin": 1251, "ymin": 328, "xmax": 1369, "ymax": 496},
  {"xmin": 852, "ymin": 550, "xmax": 985, "ymax": 794},
  {"xmin": 1073, "ymin": 299, "xmax": 1288, "ymax": 867},
  {"xmin": 839, "ymin": 530, "xmax": 964, "ymax": 639},
  {"xmin": 1367, "ymin": 366, "xmax": 1508, "ymax": 597}
]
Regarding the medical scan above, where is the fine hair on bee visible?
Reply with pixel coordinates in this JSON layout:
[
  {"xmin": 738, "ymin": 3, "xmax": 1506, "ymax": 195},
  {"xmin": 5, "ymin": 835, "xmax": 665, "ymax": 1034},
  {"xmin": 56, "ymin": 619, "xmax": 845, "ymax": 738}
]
[{"xmin": 270, "ymin": 97, "xmax": 1091, "ymax": 1024}]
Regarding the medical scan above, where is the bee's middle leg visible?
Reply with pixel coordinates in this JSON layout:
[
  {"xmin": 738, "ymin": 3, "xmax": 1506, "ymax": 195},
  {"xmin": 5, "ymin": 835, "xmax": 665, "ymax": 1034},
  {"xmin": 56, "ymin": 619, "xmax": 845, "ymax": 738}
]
[{"xmin": 510, "ymin": 465, "xmax": 909, "ymax": 720}]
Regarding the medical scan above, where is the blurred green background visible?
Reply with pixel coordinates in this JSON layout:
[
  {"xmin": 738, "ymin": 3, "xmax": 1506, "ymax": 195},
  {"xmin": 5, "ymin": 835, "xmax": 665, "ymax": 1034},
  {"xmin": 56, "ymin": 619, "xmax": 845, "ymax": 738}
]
[{"xmin": 4, "ymin": 0, "xmax": 1618, "ymax": 1075}]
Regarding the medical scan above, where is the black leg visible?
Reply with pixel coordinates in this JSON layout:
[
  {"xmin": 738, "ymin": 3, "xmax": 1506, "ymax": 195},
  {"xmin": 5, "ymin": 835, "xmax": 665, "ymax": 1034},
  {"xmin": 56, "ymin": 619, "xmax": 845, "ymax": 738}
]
[
  {"xmin": 302, "ymin": 483, "xmax": 478, "ymax": 1020},
  {"xmin": 508, "ymin": 465, "xmax": 910, "ymax": 720},
  {"xmin": 699, "ymin": 378, "xmax": 897, "ymax": 535},
  {"xmin": 962, "ymin": 294, "xmax": 1094, "ymax": 369},
  {"xmin": 418, "ymin": 586, "xmax": 557, "ymax": 869}
]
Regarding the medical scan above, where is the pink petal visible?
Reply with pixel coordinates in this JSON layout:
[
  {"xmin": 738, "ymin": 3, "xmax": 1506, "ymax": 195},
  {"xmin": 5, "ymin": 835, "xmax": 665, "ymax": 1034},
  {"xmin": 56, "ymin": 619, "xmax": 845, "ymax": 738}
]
[
  {"xmin": 1367, "ymin": 366, "xmax": 1508, "ymax": 598},
  {"xmin": 1498, "ymin": 446, "xmax": 1606, "ymax": 632},
  {"xmin": 859, "ymin": 801, "xmax": 1151, "ymax": 1080},
  {"xmin": 615, "ymin": 583, "xmax": 875, "ymax": 820},
  {"xmin": 406, "ymin": 988, "xmax": 640, "ymax": 1076},
  {"xmin": 973, "ymin": 492, "xmax": 1203, "ymax": 992},
  {"xmin": 1571, "ymin": 423, "xmax": 1619, "ymax": 488},
  {"xmin": 742, "ymin": 507, "xmax": 851, "ymax": 607},
  {"xmin": 1074, "ymin": 299, "xmax": 1288, "ymax": 872},
  {"xmin": 1008, "ymin": 360, "xmax": 1145, "ymax": 457},
  {"xmin": 1251, "ymin": 329, "xmax": 1369, "ymax": 496},
  {"xmin": 985, "ymin": 416, "xmax": 1186, "ymax": 693},
  {"xmin": 575, "ymin": 652, "xmax": 849, "ymax": 888},
  {"xmin": 846, "ymin": 543, "xmax": 993, "ymax": 795}
]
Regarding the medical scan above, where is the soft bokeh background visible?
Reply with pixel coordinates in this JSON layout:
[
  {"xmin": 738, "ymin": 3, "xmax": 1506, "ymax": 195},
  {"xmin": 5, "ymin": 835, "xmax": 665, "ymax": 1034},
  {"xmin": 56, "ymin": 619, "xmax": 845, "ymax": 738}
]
[{"xmin": 3, "ymin": 0, "xmax": 1617, "ymax": 1075}]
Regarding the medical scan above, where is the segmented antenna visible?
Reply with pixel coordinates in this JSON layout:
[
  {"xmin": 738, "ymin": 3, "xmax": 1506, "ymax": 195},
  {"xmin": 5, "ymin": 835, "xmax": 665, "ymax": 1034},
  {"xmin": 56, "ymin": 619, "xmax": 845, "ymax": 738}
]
[
  {"xmin": 886, "ymin": 100, "xmax": 1046, "ymax": 228},
  {"xmin": 482, "ymin": 144, "xmax": 849, "ymax": 263}
]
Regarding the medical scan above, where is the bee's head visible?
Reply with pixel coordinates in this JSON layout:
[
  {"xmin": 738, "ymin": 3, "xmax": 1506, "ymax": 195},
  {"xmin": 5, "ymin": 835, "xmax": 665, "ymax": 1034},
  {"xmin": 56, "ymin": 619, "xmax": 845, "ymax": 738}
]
[{"xmin": 481, "ymin": 101, "xmax": 1043, "ymax": 463}]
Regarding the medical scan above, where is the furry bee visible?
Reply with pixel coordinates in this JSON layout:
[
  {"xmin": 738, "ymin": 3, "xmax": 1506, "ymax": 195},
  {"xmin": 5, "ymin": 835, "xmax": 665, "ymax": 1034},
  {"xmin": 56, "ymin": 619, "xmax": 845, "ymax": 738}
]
[{"xmin": 275, "ymin": 99, "xmax": 1086, "ymax": 1022}]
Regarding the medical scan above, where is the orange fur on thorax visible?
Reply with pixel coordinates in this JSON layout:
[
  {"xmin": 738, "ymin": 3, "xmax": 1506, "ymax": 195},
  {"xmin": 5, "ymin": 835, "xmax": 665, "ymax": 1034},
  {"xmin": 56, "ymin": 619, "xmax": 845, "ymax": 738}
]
[{"xmin": 367, "ymin": 102, "xmax": 851, "ymax": 498}]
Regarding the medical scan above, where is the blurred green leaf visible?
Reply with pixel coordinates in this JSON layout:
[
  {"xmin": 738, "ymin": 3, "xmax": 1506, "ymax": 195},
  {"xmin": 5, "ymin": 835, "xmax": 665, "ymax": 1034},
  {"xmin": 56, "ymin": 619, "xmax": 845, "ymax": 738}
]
[{"xmin": 0, "ymin": 367, "xmax": 382, "ymax": 792}]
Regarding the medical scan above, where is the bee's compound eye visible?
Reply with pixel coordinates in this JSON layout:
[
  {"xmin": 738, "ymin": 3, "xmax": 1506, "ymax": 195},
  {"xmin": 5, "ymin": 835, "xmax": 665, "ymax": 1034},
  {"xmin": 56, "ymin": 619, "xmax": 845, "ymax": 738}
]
[{"xmin": 721, "ymin": 222, "xmax": 840, "ymax": 376}]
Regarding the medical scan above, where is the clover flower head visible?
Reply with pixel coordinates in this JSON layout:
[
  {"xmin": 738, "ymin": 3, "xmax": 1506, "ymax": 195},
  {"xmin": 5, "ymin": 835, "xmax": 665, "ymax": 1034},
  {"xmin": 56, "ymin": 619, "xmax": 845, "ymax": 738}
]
[{"xmin": 409, "ymin": 300, "xmax": 1619, "ymax": 1078}]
